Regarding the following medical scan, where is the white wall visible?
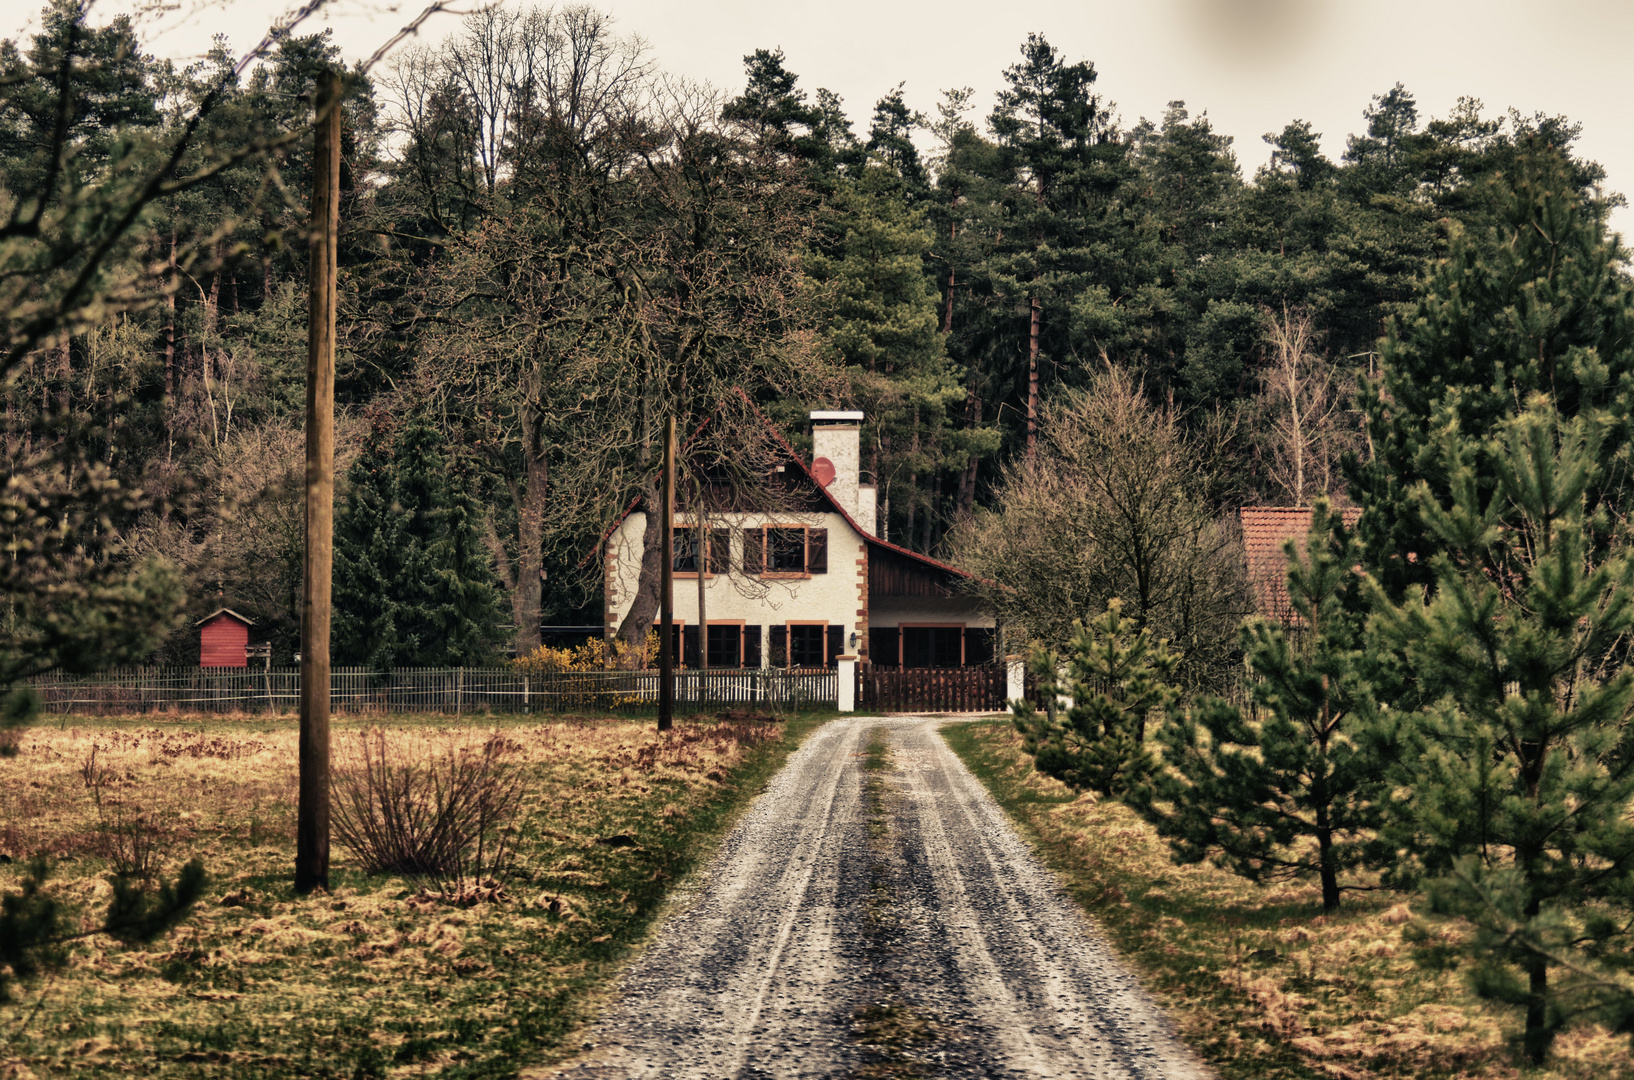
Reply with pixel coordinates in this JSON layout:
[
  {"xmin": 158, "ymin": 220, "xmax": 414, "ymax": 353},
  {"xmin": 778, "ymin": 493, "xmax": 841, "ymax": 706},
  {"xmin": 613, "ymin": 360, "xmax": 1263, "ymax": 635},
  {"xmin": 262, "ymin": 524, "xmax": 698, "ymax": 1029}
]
[
  {"xmin": 811, "ymin": 421, "xmax": 861, "ymax": 521},
  {"xmin": 605, "ymin": 509, "xmax": 868, "ymax": 661}
]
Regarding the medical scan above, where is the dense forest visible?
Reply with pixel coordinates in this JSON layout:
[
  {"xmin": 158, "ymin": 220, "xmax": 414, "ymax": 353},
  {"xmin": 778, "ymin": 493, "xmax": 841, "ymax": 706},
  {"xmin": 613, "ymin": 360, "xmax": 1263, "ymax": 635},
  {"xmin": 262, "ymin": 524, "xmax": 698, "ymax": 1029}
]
[{"xmin": 0, "ymin": 0, "xmax": 1621, "ymax": 668}]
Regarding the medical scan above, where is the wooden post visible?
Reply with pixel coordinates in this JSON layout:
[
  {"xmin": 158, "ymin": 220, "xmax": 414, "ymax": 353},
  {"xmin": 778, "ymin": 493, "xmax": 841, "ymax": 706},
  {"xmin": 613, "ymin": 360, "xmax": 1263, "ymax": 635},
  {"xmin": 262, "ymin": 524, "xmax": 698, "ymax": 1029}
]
[
  {"xmin": 658, "ymin": 416, "xmax": 676, "ymax": 732},
  {"xmin": 296, "ymin": 73, "xmax": 340, "ymax": 896},
  {"xmin": 696, "ymin": 476, "xmax": 708, "ymax": 678}
]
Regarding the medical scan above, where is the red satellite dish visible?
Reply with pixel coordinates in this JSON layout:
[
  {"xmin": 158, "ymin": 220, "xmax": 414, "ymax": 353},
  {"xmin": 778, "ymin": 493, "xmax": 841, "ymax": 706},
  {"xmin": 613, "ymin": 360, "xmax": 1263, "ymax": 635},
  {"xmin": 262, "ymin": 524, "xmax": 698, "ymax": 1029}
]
[{"xmin": 811, "ymin": 456, "xmax": 836, "ymax": 486}]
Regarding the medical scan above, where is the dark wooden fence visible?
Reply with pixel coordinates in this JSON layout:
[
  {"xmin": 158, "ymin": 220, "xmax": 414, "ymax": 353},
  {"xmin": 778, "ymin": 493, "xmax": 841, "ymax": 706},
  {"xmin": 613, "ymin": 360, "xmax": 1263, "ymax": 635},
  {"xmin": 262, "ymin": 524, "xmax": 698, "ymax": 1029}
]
[
  {"xmin": 27, "ymin": 667, "xmax": 838, "ymax": 716},
  {"xmin": 859, "ymin": 663, "xmax": 1009, "ymax": 713}
]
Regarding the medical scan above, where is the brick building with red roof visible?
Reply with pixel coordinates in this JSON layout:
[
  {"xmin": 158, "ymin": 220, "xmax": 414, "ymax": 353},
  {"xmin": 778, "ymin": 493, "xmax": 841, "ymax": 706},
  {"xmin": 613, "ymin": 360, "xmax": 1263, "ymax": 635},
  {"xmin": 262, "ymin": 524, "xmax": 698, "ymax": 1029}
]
[
  {"xmin": 1239, "ymin": 506, "xmax": 1362, "ymax": 624},
  {"xmin": 600, "ymin": 410, "xmax": 996, "ymax": 671}
]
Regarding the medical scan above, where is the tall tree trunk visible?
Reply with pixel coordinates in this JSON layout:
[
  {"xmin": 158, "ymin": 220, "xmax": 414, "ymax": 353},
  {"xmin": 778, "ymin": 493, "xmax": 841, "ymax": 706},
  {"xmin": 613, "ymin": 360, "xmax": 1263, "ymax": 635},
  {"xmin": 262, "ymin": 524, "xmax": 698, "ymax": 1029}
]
[
  {"xmin": 1520, "ymin": 852, "xmax": 1552, "ymax": 1063},
  {"xmin": 904, "ymin": 472, "xmax": 917, "ymax": 550},
  {"xmin": 1027, "ymin": 293, "xmax": 1041, "ymax": 460},
  {"xmin": 513, "ymin": 431, "xmax": 547, "ymax": 654},
  {"xmin": 616, "ymin": 479, "xmax": 665, "ymax": 654},
  {"xmin": 203, "ymin": 251, "xmax": 223, "ymax": 446},
  {"xmin": 1524, "ymin": 953, "xmax": 1550, "ymax": 1064},
  {"xmin": 55, "ymin": 339, "xmax": 70, "ymax": 417},
  {"xmin": 206, "ymin": 253, "xmax": 221, "ymax": 336},
  {"xmin": 941, "ymin": 222, "xmax": 957, "ymax": 334},
  {"xmin": 164, "ymin": 233, "xmax": 176, "ymax": 457},
  {"xmin": 960, "ymin": 379, "xmax": 980, "ymax": 518},
  {"xmin": 920, "ymin": 472, "xmax": 936, "ymax": 554},
  {"xmin": 1316, "ymin": 815, "xmax": 1340, "ymax": 913},
  {"xmin": 907, "ymin": 407, "xmax": 922, "ymax": 550}
]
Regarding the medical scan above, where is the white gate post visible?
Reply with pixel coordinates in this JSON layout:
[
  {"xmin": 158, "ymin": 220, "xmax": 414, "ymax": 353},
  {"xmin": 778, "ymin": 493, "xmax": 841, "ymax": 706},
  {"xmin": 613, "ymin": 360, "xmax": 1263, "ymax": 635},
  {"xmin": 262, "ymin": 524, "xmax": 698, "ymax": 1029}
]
[
  {"xmin": 1006, "ymin": 654, "xmax": 1026, "ymax": 707},
  {"xmin": 837, "ymin": 656, "xmax": 857, "ymax": 713}
]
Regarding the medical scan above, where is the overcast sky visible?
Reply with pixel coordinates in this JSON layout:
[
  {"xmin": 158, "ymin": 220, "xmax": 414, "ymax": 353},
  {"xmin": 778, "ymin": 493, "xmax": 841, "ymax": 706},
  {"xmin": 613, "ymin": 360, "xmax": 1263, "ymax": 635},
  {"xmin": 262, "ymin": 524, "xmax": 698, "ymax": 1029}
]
[{"xmin": 24, "ymin": 1, "xmax": 1634, "ymax": 239}]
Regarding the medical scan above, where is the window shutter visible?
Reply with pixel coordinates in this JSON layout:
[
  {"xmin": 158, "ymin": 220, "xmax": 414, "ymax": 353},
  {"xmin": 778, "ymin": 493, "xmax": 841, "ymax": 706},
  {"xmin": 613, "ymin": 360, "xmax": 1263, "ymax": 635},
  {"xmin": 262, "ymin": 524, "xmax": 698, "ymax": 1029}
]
[
  {"xmin": 710, "ymin": 528, "xmax": 731, "ymax": 574},
  {"xmin": 826, "ymin": 625, "xmax": 844, "ymax": 668},
  {"xmin": 682, "ymin": 625, "xmax": 700, "ymax": 669},
  {"xmin": 770, "ymin": 625, "xmax": 787, "ymax": 667},
  {"xmin": 744, "ymin": 625, "xmax": 763, "ymax": 667},
  {"xmin": 869, "ymin": 627, "xmax": 899, "ymax": 668},
  {"xmin": 743, "ymin": 528, "xmax": 764, "ymax": 574},
  {"xmin": 807, "ymin": 527, "xmax": 828, "ymax": 573}
]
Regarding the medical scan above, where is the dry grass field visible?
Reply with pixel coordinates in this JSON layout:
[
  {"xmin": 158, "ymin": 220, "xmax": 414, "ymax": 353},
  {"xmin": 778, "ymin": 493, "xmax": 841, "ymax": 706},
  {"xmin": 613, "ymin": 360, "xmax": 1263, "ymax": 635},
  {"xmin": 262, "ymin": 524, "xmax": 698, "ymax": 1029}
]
[
  {"xmin": 0, "ymin": 710, "xmax": 825, "ymax": 1079},
  {"xmin": 943, "ymin": 720, "xmax": 1634, "ymax": 1080}
]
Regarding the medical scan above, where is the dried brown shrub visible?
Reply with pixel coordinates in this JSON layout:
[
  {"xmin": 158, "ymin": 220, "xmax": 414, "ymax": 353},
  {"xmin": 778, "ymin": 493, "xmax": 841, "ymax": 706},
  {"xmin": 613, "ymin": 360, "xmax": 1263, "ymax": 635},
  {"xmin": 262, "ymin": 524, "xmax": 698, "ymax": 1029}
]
[{"xmin": 331, "ymin": 729, "xmax": 528, "ymax": 898}]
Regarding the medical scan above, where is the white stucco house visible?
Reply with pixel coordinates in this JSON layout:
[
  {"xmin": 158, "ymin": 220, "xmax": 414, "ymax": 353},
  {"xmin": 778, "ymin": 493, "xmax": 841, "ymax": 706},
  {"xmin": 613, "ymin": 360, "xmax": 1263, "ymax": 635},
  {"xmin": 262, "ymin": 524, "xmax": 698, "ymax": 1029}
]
[{"xmin": 601, "ymin": 410, "xmax": 996, "ymax": 671}]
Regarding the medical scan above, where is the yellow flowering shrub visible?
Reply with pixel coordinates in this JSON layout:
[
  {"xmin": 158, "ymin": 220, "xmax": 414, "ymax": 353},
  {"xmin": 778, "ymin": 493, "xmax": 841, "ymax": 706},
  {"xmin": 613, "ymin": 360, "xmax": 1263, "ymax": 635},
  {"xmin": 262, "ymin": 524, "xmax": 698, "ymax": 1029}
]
[{"xmin": 512, "ymin": 630, "xmax": 658, "ymax": 673}]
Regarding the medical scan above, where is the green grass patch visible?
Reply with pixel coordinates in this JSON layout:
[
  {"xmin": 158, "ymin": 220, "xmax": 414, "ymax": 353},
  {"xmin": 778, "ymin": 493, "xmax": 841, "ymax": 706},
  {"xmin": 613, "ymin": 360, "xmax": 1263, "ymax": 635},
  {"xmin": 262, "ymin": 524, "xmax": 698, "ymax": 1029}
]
[
  {"xmin": 0, "ymin": 710, "xmax": 830, "ymax": 1078},
  {"xmin": 942, "ymin": 719, "xmax": 1634, "ymax": 1080}
]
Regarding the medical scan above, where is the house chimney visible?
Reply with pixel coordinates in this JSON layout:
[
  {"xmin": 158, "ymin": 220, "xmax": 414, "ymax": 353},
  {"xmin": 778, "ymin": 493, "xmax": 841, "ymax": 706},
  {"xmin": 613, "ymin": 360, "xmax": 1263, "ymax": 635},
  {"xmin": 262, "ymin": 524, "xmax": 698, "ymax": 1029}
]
[{"xmin": 810, "ymin": 410, "xmax": 868, "ymax": 530}]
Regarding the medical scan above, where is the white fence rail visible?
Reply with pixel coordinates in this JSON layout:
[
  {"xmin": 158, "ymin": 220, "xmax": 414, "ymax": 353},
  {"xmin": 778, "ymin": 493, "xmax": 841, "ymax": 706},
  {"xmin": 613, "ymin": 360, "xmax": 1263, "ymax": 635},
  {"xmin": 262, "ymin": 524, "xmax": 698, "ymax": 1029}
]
[{"xmin": 27, "ymin": 667, "xmax": 838, "ymax": 716}]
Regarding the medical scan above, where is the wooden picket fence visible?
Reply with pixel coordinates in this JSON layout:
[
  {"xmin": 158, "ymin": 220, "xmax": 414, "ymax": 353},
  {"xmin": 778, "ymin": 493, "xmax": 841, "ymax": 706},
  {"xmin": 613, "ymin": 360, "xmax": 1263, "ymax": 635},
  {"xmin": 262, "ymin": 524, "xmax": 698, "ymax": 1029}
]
[
  {"xmin": 859, "ymin": 663, "xmax": 1010, "ymax": 713},
  {"xmin": 26, "ymin": 666, "xmax": 838, "ymax": 716}
]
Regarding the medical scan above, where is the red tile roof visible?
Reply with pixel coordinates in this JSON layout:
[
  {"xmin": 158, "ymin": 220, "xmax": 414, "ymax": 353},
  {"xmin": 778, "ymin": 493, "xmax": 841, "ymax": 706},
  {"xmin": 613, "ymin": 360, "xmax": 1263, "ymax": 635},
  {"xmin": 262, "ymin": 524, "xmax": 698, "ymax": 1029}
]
[
  {"xmin": 1240, "ymin": 506, "xmax": 1361, "ymax": 621},
  {"xmin": 588, "ymin": 391, "xmax": 974, "ymax": 583}
]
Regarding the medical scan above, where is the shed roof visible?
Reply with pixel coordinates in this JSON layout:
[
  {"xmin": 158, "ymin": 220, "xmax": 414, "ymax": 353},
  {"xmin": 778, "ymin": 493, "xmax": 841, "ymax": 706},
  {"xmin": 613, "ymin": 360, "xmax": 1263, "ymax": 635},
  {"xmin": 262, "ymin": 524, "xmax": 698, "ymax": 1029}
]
[
  {"xmin": 1240, "ymin": 506, "xmax": 1361, "ymax": 620},
  {"xmin": 194, "ymin": 607, "xmax": 255, "ymax": 628}
]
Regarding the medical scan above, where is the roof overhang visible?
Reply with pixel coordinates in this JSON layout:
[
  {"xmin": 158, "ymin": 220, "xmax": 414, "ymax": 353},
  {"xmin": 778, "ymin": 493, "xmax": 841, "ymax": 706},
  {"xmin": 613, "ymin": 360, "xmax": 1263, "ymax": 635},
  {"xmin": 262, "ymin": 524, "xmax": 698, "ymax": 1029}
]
[{"xmin": 195, "ymin": 607, "xmax": 255, "ymax": 627}]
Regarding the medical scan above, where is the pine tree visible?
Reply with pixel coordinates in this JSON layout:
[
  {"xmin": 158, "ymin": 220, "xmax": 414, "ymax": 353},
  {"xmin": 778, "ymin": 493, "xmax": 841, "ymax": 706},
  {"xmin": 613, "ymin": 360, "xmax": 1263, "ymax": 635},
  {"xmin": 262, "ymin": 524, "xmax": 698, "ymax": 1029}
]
[
  {"xmin": 1137, "ymin": 502, "xmax": 1386, "ymax": 912},
  {"xmin": 1373, "ymin": 402, "xmax": 1634, "ymax": 1063},
  {"xmin": 1, "ymin": 857, "xmax": 205, "ymax": 1004},
  {"xmin": 986, "ymin": 33, "xmax": 1126, "ymax": 460},
  {"xmin": 721, "ymin": 48, "xmax": 856, "ymax": 180},
  {"xmin": 1349, "ymin": 148, "xmax": 1634, "ymax": 602},
  {"xmin": 805, "ymin": 157, "xmax": 988, "ymax": 548},
  {"xmin": 1010, "ymin": 599, "xmax": 1177, "ymax": 797},
  {"xmin": 865, "ymin": 84, "xmax": 930, "ymax": 203},
  {"xmin": 333, "ymin": 415, "xmax": 410, "ymax": 670},
  {"xmin": 422, "ymin": 461, "xmax": 510, "ymax": 666},
  {"xmin": 333, "ymin": 415, "xmax": 507, "ymax": 669}
]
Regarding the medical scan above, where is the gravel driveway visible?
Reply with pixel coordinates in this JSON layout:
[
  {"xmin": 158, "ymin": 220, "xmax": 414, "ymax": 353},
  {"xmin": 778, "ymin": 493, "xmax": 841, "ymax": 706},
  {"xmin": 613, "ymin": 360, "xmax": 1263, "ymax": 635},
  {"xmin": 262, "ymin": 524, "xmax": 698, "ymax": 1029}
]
[{"xmin": 532, "ymin": 716, "xmax": 1210, "ymax": 1080}]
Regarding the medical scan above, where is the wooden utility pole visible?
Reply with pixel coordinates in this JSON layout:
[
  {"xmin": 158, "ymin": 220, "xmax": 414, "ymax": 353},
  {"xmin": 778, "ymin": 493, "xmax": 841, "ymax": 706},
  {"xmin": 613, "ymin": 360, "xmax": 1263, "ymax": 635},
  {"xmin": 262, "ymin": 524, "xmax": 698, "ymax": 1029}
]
[
  {"xmin": 696, "ymin": 476, "xmax": 708, "ymax": 675},
  {"xmin": 658, "ymin": 416, "xmax": 676, "ymax": 732},
  {"xmin": 296, "ymin": 73, "xmax": 341, "ymax": 895}
]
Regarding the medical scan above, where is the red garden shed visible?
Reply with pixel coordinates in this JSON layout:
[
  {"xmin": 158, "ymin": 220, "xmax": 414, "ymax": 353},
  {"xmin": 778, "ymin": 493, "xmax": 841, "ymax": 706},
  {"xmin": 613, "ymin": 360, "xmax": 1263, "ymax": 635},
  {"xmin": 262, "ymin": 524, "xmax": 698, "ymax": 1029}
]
[{"xmin": 197, "ymin": 608, "xmax": 254, "ymax": 668}]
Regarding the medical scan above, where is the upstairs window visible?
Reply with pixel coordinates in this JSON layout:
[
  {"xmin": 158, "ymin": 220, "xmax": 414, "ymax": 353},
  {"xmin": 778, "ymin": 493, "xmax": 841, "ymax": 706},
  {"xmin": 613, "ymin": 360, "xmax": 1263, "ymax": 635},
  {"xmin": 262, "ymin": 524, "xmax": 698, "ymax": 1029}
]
[
  {"xmin": 767, "ymin": 527, "xmax": 805, "ymax": 572},
  {"xmin": 673, "ymin": 531, "xmax": 700, "ymax": 573},
  {"xmin": 674, "ymin": 528, "xmax": 729, "ymax": 573},
  {"xmin": 744, "ymin": 526, "xmax": 828, "ymax": 575}
]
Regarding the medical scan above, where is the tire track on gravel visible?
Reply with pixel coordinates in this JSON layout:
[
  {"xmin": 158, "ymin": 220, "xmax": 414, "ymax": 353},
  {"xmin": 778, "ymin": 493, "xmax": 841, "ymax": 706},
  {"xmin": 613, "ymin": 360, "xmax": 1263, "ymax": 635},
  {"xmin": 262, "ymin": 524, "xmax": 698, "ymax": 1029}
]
[{"xmin": 533, "ymin": 717, "xmax": 1210, "ymax": 1080}]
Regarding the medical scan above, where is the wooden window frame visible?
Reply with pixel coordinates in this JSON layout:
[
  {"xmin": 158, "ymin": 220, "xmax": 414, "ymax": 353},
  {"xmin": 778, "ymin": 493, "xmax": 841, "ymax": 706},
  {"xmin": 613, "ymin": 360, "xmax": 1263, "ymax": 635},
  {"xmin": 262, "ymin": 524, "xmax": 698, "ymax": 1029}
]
[
  {"xmin": 673, "ymin": 526, "xmax": 730, "ymax": 579},
  {"xmin": 759, "ymin": 524, "xmax": 810, "ymax": 579},
  {"xmin": 785, "ymin": 619, "xmax": 828, "ymax": 670},
  {"xmin": 704, "ymin": 619, "xmax": 746, "ymax": 669}
]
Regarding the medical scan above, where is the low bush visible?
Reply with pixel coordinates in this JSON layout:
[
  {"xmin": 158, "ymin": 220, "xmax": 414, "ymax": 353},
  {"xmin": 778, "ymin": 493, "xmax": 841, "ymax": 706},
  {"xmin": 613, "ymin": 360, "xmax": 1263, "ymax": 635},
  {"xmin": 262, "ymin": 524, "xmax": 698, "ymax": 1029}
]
[{"xmin": 331, "ymin": 728, "xmax": 528, "ymax": 897}]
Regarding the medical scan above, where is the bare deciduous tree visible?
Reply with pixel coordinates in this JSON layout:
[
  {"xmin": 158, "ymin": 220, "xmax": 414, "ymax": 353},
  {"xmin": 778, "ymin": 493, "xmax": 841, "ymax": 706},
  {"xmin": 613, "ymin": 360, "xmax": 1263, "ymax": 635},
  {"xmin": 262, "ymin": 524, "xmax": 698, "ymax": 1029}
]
[
  {"xmin": 951, "ymin": 368, "xmax": 1250, "ymax": 690},
  {"xmin": 1257, "ymin": 305, "xmax": 1356, "ymax": 506}
]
